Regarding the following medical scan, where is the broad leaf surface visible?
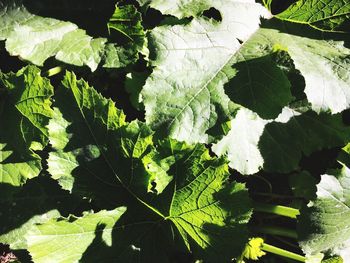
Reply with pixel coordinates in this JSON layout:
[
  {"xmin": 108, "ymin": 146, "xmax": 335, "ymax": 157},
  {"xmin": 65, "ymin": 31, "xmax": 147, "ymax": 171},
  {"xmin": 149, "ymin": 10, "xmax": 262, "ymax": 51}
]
[
  {"xmin": 276, "ymin": 0, "xmax": 350, "ymax": 31},
  {"xmin": 213, "ymin": 107, "xmax": 350, "ymax": 174},
  {"xmin": 141, "ymin": 0, "xmax": 272, "ymax": 143},
  {"xmin": 136, "ymin": 0, "xmax": 214, "ymax": 19},
  {"xmin": 253, "ymin": 22, "xmax": 350, "ymax": 114},
  {"xmin": 0, "ymin": 177, "xmax": 82, "ymax": 250},
  {"xmin": 46, "ymin": 72, "xmax": 252, "ymax": 261},
  {"xmin": 0, "ymin": 1, "xmax": 143, "ymax": 71},
  {"xmin": 297, "ymin": 149, "xmax": 350, "ymax": 261},
  {"xmin": 0, "ymin": 66, "xmax": 53, "ymax": 186},
  {"xmin": 27, "ymin": 207, "xmax": 126, "ymax": 263}
]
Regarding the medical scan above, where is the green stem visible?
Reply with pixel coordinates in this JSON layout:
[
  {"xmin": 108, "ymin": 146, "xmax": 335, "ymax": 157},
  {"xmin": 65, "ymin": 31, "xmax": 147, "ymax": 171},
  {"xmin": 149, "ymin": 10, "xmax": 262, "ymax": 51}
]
[
  {"xmin": 262, "ymin": 243, "xmax": 305, "ymax": 262},
  {"xmin": 43, "ymin": 66, "xmax": 64, "ymax": 77},
  {"xmin": 253, "ymin": 202, "xmax": 300, "ymax": 219},
  {"xmin": 252, "ymin": 225, "xmax": 298, "ymax": 239}
]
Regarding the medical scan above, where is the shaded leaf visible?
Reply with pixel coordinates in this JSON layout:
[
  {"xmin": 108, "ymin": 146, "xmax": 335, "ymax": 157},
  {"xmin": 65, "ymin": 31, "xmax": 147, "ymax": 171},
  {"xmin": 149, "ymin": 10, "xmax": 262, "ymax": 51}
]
[
  {"xmin": 297, "ymin": 151, "xmax": 350, "ymax": 261},
  {"xmin": 141, "ymin": 0, "xmax": 271, "ymax": 143},
  {"xmin": 27, "ymin": 207, "xmax": 126, "ymax": 263},
  {"xmin": 0, "ymin": 66, "xmax": 53, "ymax": 186}
]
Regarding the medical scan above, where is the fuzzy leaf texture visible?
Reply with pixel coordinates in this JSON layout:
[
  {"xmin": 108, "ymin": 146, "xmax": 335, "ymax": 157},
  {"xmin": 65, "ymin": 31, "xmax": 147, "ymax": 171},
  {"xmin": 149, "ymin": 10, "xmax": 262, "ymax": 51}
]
[
  {"xmin": 276, "ymin": 0, "xmax": 350, "ymax": 31},
  {"xmin": 141, "ymin": 0, "xmax": 272, "ymax": 143},
  {"xmin": 46, "ymin": 71, "xmax": 252, "ymax": 262}
]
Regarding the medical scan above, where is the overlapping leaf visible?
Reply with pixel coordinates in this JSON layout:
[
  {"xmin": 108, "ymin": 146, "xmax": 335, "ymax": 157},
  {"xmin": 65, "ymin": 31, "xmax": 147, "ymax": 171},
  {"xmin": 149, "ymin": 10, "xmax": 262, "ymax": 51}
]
[
  {"xmin": 0, "ymin": 66, "xmax": 53, "ymax": 186},
  {"xmin": 0, "ymin": 177, "xmax": 82, "ymax": 250},
  {"xmin": 251, "ymin": 22, "xmax": 350, "ymax": 114},
  {"xmin": 136, "ymin": 0, "xmax": 214, "ymax": 19},
  {"xmin": 297, "ymin": 147, "xmax": 350, "ymax": 262},
  {"xmin": 276, "ymin": 0, "xmax": 350, "ymax": 31},
  {"xmin": 0, "ymin": 1, "xmax": 145, "ymax": 71},
  {"xmin": 141, "ymin": 0, "xmax": 271, "ymax": 143},
  {"xmin": 27, "ymin": 207, "xmax": 126, "ymax": 263},
  {"xmin": 213, "ymin": 107, "xmax": 350, "ymax": 174},
  {"xmin": 45, "ymin": 72, "xmax": 252, "ymax": 261}
]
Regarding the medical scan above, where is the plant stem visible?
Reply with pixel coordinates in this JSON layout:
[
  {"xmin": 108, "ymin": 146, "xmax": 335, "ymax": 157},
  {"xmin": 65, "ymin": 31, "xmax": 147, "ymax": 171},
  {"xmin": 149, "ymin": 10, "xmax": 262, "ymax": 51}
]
[
  {"xmin": 261, "ymin": 243, "xmax": 305, "ymax": 262},
  {"xmin": 253, "ymin": 202, "xmax": 300, "ymax": 219},
  {"xmin": 252, "ymin": 225, "xmax": 298, "ymax": 239},
  {"xmin": 43, "ymin": 66, "xmax": 64, "ymax": 77}
]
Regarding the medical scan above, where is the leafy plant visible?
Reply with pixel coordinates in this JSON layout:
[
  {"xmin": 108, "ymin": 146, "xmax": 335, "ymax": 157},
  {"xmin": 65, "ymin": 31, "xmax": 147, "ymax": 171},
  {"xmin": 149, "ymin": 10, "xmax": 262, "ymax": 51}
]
[{"xmin": 0, "ymin": 0, "xmax": 350, "ymax": 262}]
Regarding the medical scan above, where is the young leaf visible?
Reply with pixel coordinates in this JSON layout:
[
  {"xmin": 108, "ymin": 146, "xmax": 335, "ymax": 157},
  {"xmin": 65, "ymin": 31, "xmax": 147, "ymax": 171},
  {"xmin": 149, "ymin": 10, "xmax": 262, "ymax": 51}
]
[
  {"xmin": 0, "ymin": 66, "xmax": 53, "ymax": 186},
  {"xmin": 107, "ymin": 4, "xmax": 146, "ymax": 53}
]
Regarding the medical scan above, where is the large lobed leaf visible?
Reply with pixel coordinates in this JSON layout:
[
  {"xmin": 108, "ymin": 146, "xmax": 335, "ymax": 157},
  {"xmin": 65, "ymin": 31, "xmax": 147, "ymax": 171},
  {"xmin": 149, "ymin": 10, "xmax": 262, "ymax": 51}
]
[
  {"xmin": 42, "ymin": 71, "xmax": 252, "ymax": 262},
  {"xmin": 141, "ymin": 0, "xmax": 271, "ymax": 143}
]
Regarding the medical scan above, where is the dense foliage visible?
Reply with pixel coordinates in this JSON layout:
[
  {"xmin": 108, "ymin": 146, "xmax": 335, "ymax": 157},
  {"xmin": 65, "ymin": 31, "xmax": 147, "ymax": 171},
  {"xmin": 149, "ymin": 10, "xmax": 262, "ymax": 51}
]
[{"xmin": 0, "ymin": 0, "xmax": 350, "ymax": 262}]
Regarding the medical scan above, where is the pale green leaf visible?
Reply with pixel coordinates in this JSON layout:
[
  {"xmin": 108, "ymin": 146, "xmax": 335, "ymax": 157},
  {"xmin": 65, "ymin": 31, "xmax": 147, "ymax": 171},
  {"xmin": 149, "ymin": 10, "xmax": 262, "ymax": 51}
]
[
  {"xmin": 27, "ymin": 207, "xmax": 126, "ymax": 263},
  {"xmin": 0, "ymin": 2, "xmax": 106, "ymax": 71},
  {"xmin": 298, "ymin": 155, "xmax": 350, "ymax": 261},
  {"xmin": 0, "ymin": 66, "xmax": 53, "ymax": 186},
  {"xmin": 253, "ymin": 22, "xmax": 350, "ymax": 114},
  {"xmin": 0, "ymin": 1, "xmax": 144, "ymax": 71},
  {"xmin": 141, "ymin": 0, "xmax": 273, "ymax": 143},
  {"xmin": 213, "ymin": 107, "xmax": 350, "ymax": 174}
]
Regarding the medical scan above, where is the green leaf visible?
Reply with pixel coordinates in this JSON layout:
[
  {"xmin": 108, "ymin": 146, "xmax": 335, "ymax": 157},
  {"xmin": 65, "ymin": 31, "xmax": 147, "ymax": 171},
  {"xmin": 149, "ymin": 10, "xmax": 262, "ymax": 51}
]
[
  {"xmin": 0, "ymin": 66, "xmax": 53, "ymax": 186},
  {"xmin": 276, "ymin": 0, "xmax": 350, "ymax": 31},
  {"xmin": 167, "ymin": 144, "xmax": 251, "ymax": 262},
  {"xmin": 0, "ymin": 1, "xmax": 144, "ymax": 71},
  {"xmin": 107, "ymin": 5, "xmax": 146, "ymax": 53},
  {"xmin": 213, "ymin": 107, "xmax": 350, "ymax": 174},
  {"xmin": 141, "ymin": 0, "xmax": 272, "ymax": 143},
  {"xmin": 137, "ymin": 0, "xmax": 215, "ymax": 19},
  {"xmin": 0, "ymin": 1, "xmax": 106, "ymax": 71},
  {"xmin": 0, "ymin": 177, "xmax": 82, "ymax": 250},
  {"xmin": 254, "ymin": 22, "xmax": 350, "ymax": 114},
  {"xmin": 289, "ymin": 171, "xmax": 317, "ymax": 200},
  {"xmin": 297, "ymin": 154, "xmax": 350, "ymax": 260},
  {"xmin": 104, "ymin": 4, "xmax": 148, "ymax": 68},
  {"xmin": 47, "ymin": 72, "xmax": 252, "ymax": 261},
  {"xmin": 27, "ymin": 207, "xmax": 127, "ymax": 263},
  {"xmin": 322, "ymin": 256, "xmax": 344, "ymax": 263},
  {"xmin": 47, "ymin": 71, "xmax": 127, "ymax": 195}
]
